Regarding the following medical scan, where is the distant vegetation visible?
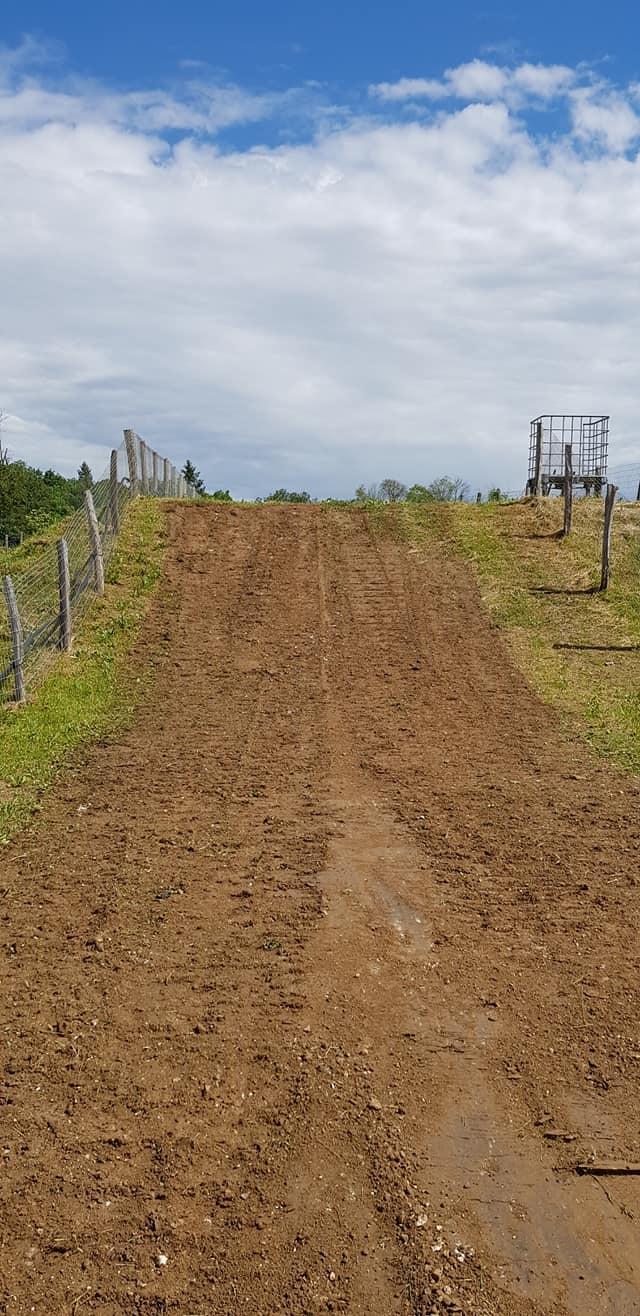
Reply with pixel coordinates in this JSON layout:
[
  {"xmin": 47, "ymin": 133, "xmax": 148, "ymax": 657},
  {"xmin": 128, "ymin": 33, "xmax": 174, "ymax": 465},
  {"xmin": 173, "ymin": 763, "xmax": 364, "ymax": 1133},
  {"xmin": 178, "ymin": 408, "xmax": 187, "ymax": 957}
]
[
  {"xmin": 263, "ymin": 489, "xmax": 312, "ymax": 503},
  {"xmin": 181, "ymin": 459, "xmax": 206, "ymax": 495},
  {"xmin": 181, "ymin": 460, "xmax": 232, "ymax": 502},
  {"xmin": 0, "ymin": 460, "xmax": 92, "ymax": 539},
  {"xmin": 355, "ymin": 476, "xmax": 470, "ymax": 504}
]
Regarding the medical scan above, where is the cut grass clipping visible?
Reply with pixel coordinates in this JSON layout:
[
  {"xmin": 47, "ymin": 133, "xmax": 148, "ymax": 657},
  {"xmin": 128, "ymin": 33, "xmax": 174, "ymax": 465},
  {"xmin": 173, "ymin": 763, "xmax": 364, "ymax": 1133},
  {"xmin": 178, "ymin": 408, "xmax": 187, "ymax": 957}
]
[
  {"xmin": 0, "ymin": 498, "xmax": 167, "ymax": 843},
  {"xmin": 369, "ymin": 496, "xmax": 640, "ymax": 775}
]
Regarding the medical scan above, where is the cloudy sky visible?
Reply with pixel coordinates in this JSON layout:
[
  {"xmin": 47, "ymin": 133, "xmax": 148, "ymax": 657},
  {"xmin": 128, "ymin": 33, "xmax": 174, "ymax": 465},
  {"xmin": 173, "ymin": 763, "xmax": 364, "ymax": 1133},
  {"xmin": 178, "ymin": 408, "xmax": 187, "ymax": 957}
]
[{"xmin": 1, "ymin": 3, "xmax": 640, "ymax": 497}]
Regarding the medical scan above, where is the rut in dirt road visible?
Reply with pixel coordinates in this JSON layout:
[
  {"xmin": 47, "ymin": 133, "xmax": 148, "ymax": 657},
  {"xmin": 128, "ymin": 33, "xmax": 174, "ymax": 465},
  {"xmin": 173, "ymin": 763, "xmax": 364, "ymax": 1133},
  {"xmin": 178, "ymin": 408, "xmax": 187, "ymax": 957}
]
[{"xmin": 2, "ymin": 502, "xmax": 640, "ymax": 1316}]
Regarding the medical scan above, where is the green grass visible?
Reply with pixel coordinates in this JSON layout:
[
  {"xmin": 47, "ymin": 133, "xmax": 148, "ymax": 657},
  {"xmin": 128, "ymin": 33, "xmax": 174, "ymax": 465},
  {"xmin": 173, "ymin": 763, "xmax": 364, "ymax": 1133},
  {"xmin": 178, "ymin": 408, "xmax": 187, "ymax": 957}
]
[
  {"xmin": 369, "ymin": 496, "xmax": 640, "ymax": 774},
  {"xmin": 0, "ymin": 498, "xmax": 167, "ymax": 842}
]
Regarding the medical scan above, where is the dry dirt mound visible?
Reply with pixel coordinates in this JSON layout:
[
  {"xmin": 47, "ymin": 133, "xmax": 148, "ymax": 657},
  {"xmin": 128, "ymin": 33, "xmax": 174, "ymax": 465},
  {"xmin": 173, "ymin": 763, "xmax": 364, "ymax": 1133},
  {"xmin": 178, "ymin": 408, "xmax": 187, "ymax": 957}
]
[{"xmin": 2, "ymin": 503, "xmax": 640, "ymax": 1315}]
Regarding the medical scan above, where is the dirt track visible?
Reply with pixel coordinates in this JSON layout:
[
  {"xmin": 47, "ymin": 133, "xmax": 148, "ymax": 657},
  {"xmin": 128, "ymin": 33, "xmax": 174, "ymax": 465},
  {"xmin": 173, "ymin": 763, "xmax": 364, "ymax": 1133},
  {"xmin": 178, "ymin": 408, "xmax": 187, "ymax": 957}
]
[{"xmin": 2, "ymin": 503, "xmax": 640, "ymax": 1315}]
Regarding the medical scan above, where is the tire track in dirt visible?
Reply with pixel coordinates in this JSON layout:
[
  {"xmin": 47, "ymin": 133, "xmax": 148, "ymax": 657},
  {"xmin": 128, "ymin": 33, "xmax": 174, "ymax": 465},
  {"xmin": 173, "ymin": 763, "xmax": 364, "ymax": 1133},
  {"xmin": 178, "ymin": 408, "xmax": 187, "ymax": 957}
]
[
  {"xmin": 313, "ymin": 506, "xmax": 640, "ymax": 1313},
  {"xmin": 1, "ymin": 504, "xmax": 640, "ymax": 1314}
]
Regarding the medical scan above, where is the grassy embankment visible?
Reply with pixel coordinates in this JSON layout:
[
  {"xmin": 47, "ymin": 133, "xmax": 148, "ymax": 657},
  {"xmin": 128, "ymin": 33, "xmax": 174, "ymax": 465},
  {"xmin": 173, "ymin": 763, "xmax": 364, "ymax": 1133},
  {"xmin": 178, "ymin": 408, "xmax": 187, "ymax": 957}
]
[
  {"xmin": 372, "ymin": 496, "xmax": 640, "ymax": 773},
  {"xmin": 0, "ymin": 499, "xmax": 167, "ymax": 842}
]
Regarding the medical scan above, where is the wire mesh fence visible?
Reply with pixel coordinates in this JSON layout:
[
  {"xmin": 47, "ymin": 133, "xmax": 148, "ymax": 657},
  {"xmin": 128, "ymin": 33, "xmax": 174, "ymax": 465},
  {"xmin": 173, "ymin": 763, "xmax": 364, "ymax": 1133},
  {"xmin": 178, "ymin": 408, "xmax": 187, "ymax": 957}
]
[{"xmin": 0, "ymin": 430, "xmax": 194, "ymax": 703}]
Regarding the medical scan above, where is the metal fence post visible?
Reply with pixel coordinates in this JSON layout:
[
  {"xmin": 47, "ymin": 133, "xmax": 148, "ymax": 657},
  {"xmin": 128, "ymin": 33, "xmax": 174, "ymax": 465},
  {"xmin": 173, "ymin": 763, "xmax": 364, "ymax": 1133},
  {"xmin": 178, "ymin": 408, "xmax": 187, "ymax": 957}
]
[
  {"xmin": 600, "ymin": 483, "xmax": 618, "ymax": 591},
  {"xmin": 3, "ymin": 575, "xmax": 25, "ymax": 702},
  {"xmin": 57, "ymin": 539, "xmax": 72, "ymax": 651},
  {"xmin": 84, "ymin": 490, "xmax": 105, "ymax": 596},
  {"xmin": 533, "ymin": 420, "xmax": 543, "ymax": 496},
  {"xmin": 124, "ymin": 429, "xmax": 138, "ymax": 494},
  {"xmin": 563, "ymin": 443, "xmax": 573, "ymax": 537},
  {"xmin": 110, "ymin": 449, "xmax": 120, "ymax": 534}
]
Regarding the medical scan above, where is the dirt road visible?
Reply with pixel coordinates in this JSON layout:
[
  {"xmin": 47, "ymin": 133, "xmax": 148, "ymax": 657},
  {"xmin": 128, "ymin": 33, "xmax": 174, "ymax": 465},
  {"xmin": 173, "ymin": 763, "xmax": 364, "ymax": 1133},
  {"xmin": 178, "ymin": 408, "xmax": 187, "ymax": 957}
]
[{"xmin": 2, "ymin": 503, "xmax": 640, "ymax": 1315}]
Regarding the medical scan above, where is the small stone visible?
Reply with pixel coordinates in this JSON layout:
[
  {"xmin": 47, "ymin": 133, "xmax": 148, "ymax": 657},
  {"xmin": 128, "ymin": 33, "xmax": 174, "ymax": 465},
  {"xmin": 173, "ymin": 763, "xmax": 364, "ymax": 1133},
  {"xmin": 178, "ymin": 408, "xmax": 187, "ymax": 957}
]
[
  {"xmin": 156, "ymin": 1253, "xmax": 168, "ymax": 1267},
  {"xmin": 368, "ymin": 1098, "xmax": 382, "ymax": 1111}
]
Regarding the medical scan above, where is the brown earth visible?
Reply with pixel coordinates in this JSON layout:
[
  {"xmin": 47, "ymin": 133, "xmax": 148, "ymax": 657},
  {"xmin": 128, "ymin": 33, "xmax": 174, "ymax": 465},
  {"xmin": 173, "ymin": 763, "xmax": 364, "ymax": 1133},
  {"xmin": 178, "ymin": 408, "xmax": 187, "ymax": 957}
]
[{"xmin": 2, "ymin": 502, "xmax": 640, "ymax": 1316}]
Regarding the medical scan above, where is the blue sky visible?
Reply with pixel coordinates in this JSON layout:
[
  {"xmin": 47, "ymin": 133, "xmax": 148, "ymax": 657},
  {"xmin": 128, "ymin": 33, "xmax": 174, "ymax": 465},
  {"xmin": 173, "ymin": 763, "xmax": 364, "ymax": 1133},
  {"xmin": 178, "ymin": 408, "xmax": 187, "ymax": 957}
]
[
  {"xmin": 3, "ymin": 0, "xmax": 637, "ymax": 96},
  {"xmin": 2, "ymin": 6, "xmax": 640, "ymax": 496}
]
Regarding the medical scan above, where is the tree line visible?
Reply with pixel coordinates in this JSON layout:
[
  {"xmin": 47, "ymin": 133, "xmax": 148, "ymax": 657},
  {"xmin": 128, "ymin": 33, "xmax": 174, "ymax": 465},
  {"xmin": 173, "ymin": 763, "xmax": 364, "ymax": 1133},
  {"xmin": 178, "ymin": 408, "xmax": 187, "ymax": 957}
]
[
  {"xmin": 0, "ymin": 459, "xmax": 94, "ymax": 539},
  {"xmin": 0, "ymin": 438, "xmax": 501, "ymax": 543}
]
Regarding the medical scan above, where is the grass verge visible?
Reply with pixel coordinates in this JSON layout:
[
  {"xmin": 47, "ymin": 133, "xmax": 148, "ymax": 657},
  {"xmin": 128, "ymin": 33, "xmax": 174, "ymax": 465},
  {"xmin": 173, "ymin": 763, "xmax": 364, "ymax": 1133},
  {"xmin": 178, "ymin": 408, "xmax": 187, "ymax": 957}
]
[
  {"xmin": 370, "ymin": 496, "xmax": 640, "ymax": 774},
  {"xmin": 0, "ymin": 498, "xmax": 167, "ymax": 842}
]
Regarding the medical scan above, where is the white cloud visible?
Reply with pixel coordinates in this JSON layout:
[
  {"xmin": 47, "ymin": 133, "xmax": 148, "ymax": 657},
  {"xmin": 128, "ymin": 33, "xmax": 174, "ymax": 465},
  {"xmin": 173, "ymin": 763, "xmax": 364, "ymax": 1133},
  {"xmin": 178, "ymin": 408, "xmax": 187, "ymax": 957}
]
[
  {"xmin": 371, "ymin": 60, "xmax": 577, "ymax": 107},
  {"xmin": 570, "ymin": 87, "xmax": 640, "ymax": 152},
  {"xmin": 369, "ymin": 77, "xmax": 446, "ymax": 103},
  {"xmin": 2, "ymin": 47, "xmax": 640, "ymax": 496},
  {"xmin": 511, "ymin": 62, "xmax": 576, "ymax": 99},
  {"xmin": 446, "ymin": 59, "xmax": 509, "ymax": 100}
]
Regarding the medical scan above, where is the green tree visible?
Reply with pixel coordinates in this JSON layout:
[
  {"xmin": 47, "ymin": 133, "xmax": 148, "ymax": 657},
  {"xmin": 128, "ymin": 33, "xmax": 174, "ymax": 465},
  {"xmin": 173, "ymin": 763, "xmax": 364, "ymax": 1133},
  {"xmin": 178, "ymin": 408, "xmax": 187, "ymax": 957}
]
[
  {"xmin": 265, "ymin": 489, "xmax": 312, "ymax": 503},
  {"xmin": 427, "ymin": 476, "xmax": 469, "ymax": 502},
  {"xmin": 406, "ymin": 484, "xmax": 435, "ymax": 503},
  {"xmin": 379, "ymin": 478, "xmax": 407, "ymax": 503},
  {"xmin": 77, "ymin": 461, "xmax": 93, "ymax": 491},
  {"xmin": 182, "ymin": 459, "xmax": 206, "ymax": 495},
  {"xmin": 210, "ymin": 489, "xmax": 233, "ymax": 501},
  {"xmin": 0, "ymin": 462, "xmax": 82, "ymax": 538}
]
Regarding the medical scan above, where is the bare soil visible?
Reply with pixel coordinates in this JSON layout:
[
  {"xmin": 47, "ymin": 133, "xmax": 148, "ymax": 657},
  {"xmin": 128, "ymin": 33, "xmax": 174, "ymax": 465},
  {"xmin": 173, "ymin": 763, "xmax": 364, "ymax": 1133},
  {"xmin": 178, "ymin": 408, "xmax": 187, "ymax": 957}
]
[{"xmin": 2, "ymin": 503, "xmax": 640, "ymax": 1315}]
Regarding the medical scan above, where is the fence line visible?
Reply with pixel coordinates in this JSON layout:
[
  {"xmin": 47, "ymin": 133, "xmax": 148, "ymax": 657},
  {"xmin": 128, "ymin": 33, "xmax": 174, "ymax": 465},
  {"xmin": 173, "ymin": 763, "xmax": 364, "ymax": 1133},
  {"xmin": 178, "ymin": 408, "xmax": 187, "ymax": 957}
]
[{"xmin": 1, "ymin": 430, "xmax": 194, "ymax": 703}]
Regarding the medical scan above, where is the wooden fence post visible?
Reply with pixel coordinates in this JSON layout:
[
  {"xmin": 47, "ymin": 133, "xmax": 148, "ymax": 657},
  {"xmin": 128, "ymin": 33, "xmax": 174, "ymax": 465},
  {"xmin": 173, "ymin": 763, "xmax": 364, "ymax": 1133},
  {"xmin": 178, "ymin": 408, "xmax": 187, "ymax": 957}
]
[
  {"xmin": 533, "ymin": 420, "xmax": 543, "ymax": 496},
  {"xmin": 84, "ymin": 490, "xmax": 105, "ymax": 596},
  {"xmin": 124, "ymin": 429, "xmax": 138, "ymax": 494},
  {"xmin": 3, "ymin": 575, "xmax": 25, "ymax": 702},
  {"xmin": 110, "ymin": 449, "xmax": 119, "ymax": 534},
  {"xmin": 57, "ymin": 539, "xmax": 72, "ymax": 651},
  {"xmin": 152, "ymin": 451, "xmax": 159, "ymax": 495},
  {"xmin": 563, "ymin": 443, "xmax": 573, "ymax": 537},
  {"xmin": 600, "ymin": 483, "xmax": 618, "ymax": 591},
  {"xmin": 139, "ymin": 440, "xmax": 149, "ymax": 494}
]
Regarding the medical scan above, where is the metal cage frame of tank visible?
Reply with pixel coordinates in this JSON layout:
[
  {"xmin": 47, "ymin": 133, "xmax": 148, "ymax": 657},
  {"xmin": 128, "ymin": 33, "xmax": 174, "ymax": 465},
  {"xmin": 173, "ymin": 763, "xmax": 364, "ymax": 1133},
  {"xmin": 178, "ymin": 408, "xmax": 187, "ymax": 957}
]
[{"xmin": 527, "ymin": 415, "xmax": 609, "ymax": 496}]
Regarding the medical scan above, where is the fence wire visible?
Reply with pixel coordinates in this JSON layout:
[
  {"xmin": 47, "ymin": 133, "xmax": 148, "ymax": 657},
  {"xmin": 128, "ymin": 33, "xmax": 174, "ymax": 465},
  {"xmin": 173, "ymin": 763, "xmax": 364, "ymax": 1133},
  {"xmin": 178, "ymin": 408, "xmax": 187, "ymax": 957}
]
[{"xmin": 0, "ymin": 431, "xmax": 193, "ymax": 701}]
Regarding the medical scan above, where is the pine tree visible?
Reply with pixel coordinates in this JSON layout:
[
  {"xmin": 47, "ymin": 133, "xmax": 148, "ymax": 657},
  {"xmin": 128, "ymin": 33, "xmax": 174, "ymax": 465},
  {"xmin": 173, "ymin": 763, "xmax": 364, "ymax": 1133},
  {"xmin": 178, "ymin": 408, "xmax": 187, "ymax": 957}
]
[
  {"xmin": 77, "ymin": 461, "xmax": 93, "ymax": 491},
  {"xmin": 182, "ymin": 460, "xmax": 206, "ymax": 495}
]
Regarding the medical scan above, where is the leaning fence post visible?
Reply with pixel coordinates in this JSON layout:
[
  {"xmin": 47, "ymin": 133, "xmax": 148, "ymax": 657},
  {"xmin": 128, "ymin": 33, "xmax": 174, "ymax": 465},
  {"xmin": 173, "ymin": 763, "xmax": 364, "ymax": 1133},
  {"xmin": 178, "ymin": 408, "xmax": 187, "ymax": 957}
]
[
  {"xmin": 600, "ymin": 483, "xmax": 618, "ymax": 591},
  {"xmin": 109, "ymin": 449, "xmax": 120, "ymax": 534},
  {"xmin": 124, "ymin": 429, "xmax": 138, "ymax": 494},
  {"xmin": 139, "ymin": 440, "xmax": 149, "ymax": 495},
  {"xmin": 533, "ymin": 420, "xmax": 543, "ymax": 496},
  {"xmin": 3, "ymin": 575, "xmax": 25, "ymax": 703},
  {"xmin": 84, "ymin": 490, "xmax": 105, "ymax": 596},
  {"xmin": 57, "ymin": 539, "xmax": 72, "ymax": 651},
  {"xmin": 563, "ymin": 443, "xmax": 573, "ymax": 537}
]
